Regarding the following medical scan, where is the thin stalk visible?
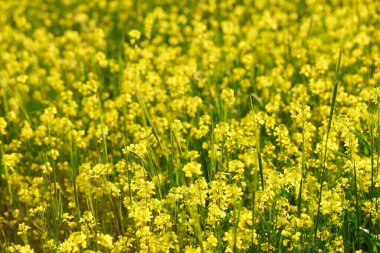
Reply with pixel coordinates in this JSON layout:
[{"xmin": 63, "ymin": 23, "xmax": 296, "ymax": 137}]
[
  {"xmin": 353, "ymin": 160, "xmax": 360, "ymax": 236},
  {"xmin": 370, "ymin": 107, "xmax": 375, "ymax": 196},
  {"xmin": 98, "ymin": 94, "xmax": 123, "ymax": 234},
  {"xmin": 297, "ymin": 119, "xmax": 306, "ymax": 217},
  {"xmin": 69, "ymin": 138, "xmax": 81, "ymax": 220},
  {"xmin": 233, "ymin": 201, "xmax": 242, "ymax": 253},
  {"xmin": 47, "ymin": 122, "xmax": 61, "ymax": 243},
  {"xmin": 314, "ymin": 42, "xmax": 343, "ymax": 249},
  {"xmin": 369, "ymin": 107, "xmax": 375, "ymax": 233},
  {"xmin": 250, "ymin": 97, "xmax": 264, "ymax": 190}
]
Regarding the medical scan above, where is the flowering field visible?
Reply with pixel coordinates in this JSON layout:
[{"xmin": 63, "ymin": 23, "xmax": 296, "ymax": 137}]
[{"xmin": 1, "ymin": 0, "xmax": 380, "ymax": 252}]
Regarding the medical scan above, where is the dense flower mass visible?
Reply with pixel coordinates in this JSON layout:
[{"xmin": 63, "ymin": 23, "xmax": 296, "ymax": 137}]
[{"xmin": 0, "ymin": 0, "xmax": 380, "ymax": 252}]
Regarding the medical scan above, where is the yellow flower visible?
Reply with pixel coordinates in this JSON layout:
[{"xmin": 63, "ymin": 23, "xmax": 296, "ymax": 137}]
[
  {"xmin": 129, "ymin": 29, "xmax": 141, "ymax": 44},
  {"xmin": 97, "ymin": 233, "xmax": 113, "ymax": 249},
  {"xmin": 221, "ymin": 88, "xmax": 235, "ymax": 107},
  {"xmin": 128, "ymin": 29, "xmax": 141, "ymax": 40},
  {"xmin": 183, "ymin": 162, "xmax": 202, "ymax": 178},
  {"xmin": 0, "ymin": 117, "xmax": 7, "ymax": 135}
]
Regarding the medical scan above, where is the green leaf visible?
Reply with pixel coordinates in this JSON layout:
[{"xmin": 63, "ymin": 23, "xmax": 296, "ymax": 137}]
[
  {"xmin": 350, "ymin": 129, "xmax": 370, "ymax": 148},
  {"xmin": 327, "ymin": 148, "xmax": 351, "ymax": 161}
]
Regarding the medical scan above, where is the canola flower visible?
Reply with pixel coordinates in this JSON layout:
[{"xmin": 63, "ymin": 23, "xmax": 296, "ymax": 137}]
[{"xmin": 0, "ymin": 0, "xmax": 380, "ymax": 252}]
